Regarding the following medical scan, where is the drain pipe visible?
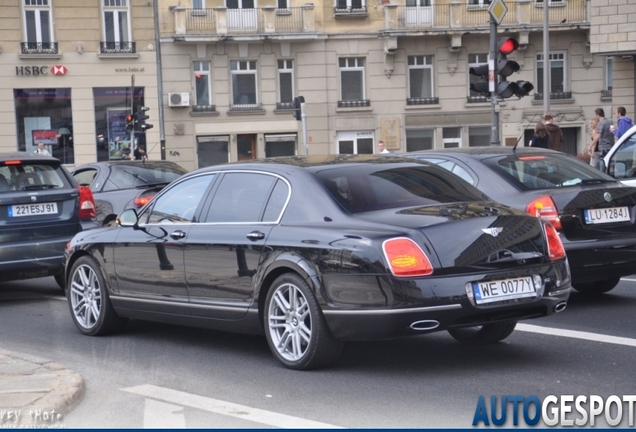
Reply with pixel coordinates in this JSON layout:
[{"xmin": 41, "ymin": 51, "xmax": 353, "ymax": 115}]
[{"xmin": 153, "ymin": 0, "xmax": 166, "ymax": 160}]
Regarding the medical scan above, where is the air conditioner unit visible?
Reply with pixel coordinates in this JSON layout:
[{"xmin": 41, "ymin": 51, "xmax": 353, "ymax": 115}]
[{"xmin": 169, "ymin": 92, "xmax": 190, "ymax": 107}]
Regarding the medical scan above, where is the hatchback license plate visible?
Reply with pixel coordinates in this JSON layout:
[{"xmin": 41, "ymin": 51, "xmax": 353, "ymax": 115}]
[
  {"xmin": 583, "ymin": 206, "xmax": 630, "ymax": 224},
  {"xmin": 8, "ymin": 202, "xmax": 58, "ymax": 217},
  {"xmin": 472, "ymin": 276, "xmax": 536, "ymax": 304}
]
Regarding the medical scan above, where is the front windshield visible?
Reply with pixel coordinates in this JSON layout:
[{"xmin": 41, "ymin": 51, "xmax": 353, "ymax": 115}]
[{"xmin": 483, "ymin": 153, "xmax": 618, "ymax": 191}]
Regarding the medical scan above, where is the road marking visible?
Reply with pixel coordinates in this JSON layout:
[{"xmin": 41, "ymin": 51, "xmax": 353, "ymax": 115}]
[
  {"xmin": 122, "ymin": 384, "xmax": 342, "ymax": 428},
  {"xmin": 517, "ymin": 324, "xmax": 636, "ymax": 347},
  {"xmin": 144, "ymin": 399, "xmax": 185, "ymax": 428},
  {"xmin": 620, "ymin": 278, "xmax": 636, "ymax": 282}
]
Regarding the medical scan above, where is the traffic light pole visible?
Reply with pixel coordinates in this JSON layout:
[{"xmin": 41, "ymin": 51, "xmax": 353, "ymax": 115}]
[
  {"xmin": 130, "ymin": 74, "xmax": 135, "ymax": 155},
  {"xmin": 489, "ymin": 18, "xmax": 500, "ymax": 146}
]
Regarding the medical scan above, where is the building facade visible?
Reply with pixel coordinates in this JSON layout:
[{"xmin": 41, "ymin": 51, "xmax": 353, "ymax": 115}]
[{"xmin": 1, "ymin": 1, "xmax": 632, "ymax": 171}]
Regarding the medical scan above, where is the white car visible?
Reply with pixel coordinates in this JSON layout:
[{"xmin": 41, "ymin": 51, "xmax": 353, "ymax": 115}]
[{"xmin": 602, "ymin": 124, "xmax": 636, "ymax": 186}]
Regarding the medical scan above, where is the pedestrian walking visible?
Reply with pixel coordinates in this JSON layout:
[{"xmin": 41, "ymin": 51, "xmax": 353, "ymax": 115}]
[
  {"xmin": 544, "ymin": 114, "xmax": 564, "ymax": 152},
  {"xmin": 34, "ymin": 142, "xmax": 51, "ymax": 156},
  {"xmin": 587, "ymin": 117, "xmax": 600, "ymax": 167},
  {"xmin": 529, "ymin": 122, "xmax": 549, "ymax": 149},
  {"xmin": 377, "ymin": 140, "xmax": 390, "ymax": 154},
  {"xmin": 611, "ymin": 106, "xmax": 634, "ymax": 140},
  {"xmin": 590, "ymin": 108, "xmax": 614, "ymax": 158}
]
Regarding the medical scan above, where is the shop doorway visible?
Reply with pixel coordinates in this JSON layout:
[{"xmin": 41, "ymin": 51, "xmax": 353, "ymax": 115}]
[{"xmin": 237, "ymin": 134, "xmax": 257, "ymax": 160}]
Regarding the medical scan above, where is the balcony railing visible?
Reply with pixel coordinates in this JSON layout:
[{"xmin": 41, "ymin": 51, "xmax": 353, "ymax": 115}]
[
  {"xmin": 21, "ymin": 42, "xmax": 58, "ymax": 55},
  {"xmin": 191, "ymin": 105, "xmax": 217, "ymax": 113},
  {"xmin": 229, "ymin": 103, "xmax": 264, "ymax": 112},
  {"xmin": 338, "ymin": 99, "xmax": 370, "ymax": 108},
  {"xmin": 533, "ymin": 91, "xmax": 572, "ymax": 101},
  {"xmin": 175, "ymin": 6, "xmax": 313, "ymax": 36},
  {"xmin": 467, "ymin": 95, "xmax": 489, "ymax": 103},
  {"xmin": 601, "ymin": 89, "xmax": 612, "ymax": 99},
  {"xmin": 387, "ymin": 0, "xmax": 587, "ymax": 31},
  {"xmin": 100, "ymin": 42, "xmax": 136, "ymax": 54},
  {"xmin": 276, "ymin": 102, "xmax": 295, "ymax": 110},
  {"xmin": 407, "ymin": 97, "xmax": 439, "ymax": 105}
]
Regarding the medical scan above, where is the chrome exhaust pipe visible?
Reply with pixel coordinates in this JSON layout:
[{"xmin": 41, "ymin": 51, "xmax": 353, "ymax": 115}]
[
  {"xmin": 409, "ymin": 320, "xmax": 440, "ymax": 331},
  {"xmin": 554, "ymin": 302, "xmax": 567, "ymax": 313}
]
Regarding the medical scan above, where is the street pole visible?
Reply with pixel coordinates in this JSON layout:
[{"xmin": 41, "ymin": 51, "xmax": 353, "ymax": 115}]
[
  {"xmin": 153, "ymin": 0, "xmax": 166, "ymax": 160},
  {"xmin": 542, "ymin": 0, "xmax": 550, "ymax": 116},
  {"xmin": 130, "ymin": 74, "xmax": 135, "ymax": 157},
  {"xmin": 301, "ymin": 102, "xmax": 308, "ymax": 155},
  {"xmin": 490, "ymin": 17, "xmax": 500, "ymax": 146}
]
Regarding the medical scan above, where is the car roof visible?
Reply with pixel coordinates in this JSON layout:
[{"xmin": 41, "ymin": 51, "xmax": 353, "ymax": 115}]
[
  {"xmin": 404, "ymin": 146, "xmax": 566, "ymax": 161},
  {"xmin": 190, "ymin": 154, "xmax": 428, "ymax": 176},
  {"xmin": 0, "ymin": 152, "xmax": 60, "ymax": 163}
]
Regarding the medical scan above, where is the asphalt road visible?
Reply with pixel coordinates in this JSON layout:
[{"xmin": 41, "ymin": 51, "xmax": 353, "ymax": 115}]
[{"xmin": 1, "ymin": 276, "xmax": 635, "ymax": 428}]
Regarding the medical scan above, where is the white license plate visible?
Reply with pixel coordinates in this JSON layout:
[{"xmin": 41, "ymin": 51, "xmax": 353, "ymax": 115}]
[
  {"xmin": 472, "ymin": 276, "xmax": 536, "ymax": 304},
  {"xmin": 583, "ymin": 206, "xmax": 630, "ymax": 224},
  {"xmin": 8, "ymin": 202, "xmax": 58, "ymax": 217}
]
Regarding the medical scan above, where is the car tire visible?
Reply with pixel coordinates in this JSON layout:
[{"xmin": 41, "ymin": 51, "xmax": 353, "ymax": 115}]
[
  {"xmin": 572, "ymin": 277, "xmax": 620, "ymax": 295},
  {"xmin": 447, "ymin": 321, "xmax": 517, "ymax": 345},
  {"xmin": 264, "ymin": 273, "xmax": 343, "ymax": 370},
  {"xmin": 67, "ymin": 256, "xmax": 128, "ymax": 336},
  {"xmin": 54, "ymin": 273, "xmax": 65, "ymax": 290}
]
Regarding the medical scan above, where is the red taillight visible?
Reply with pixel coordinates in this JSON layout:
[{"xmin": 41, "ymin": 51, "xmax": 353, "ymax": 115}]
[
  {"xmin": 77, "ymin": 185, "xmax": 96, "ymax": 219},
  {"xmin": 544, "ymin": 223, "xmax": 566, "ymax": 261},
  {"xmin": 4, "ymin": 160, "xmax": 22, "ymax": 166},
  {"xmin": 526, "ymin": 195, "xmax": 562, "ymax": 230},
  {"xmin": 382, "ymin": 238, "xmax": 433, "ymax": 277},
  {"xmin": 134, "ymin": 194, "xmax": 154, "ymax": 207}
]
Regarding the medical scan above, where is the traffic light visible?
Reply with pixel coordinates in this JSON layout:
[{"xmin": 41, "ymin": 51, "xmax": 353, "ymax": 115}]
[
  {"xmin": 136, "ymin": 106, "xmax": 153, "ymax": 132},
  {"xmin": 125, "ymin": 113, "xmax": 136, "ymax": 132},
  {"xmin": 469, "ymin": 63, "xmax": 491, "ymax": 96},
  {"xmin": 293, "ymin": 96, "xmax": 305, "ymax": 121},
  {"xmin": 496, "ymin": 37, "xmax": 534, "ymax": 98}
]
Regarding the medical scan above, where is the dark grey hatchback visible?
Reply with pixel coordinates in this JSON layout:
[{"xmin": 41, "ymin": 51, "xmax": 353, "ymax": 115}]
[{"xmin": 0, "ymin": 152, "xmax": 99, "ymax": 288}]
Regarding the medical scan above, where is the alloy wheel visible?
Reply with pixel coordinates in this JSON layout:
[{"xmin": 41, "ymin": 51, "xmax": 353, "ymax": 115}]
[
  {"xmin": 267, "ymin": 282, "xmax": 312, "ymax": 362},
  {"xmin": 70, "ymin": 264, "xmax": 102, "ymax": 329}
]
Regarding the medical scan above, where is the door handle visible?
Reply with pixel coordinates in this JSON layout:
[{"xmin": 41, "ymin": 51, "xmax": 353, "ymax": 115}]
[
  {"xmin": 170, "ymin": 230, "xmax": 186, "ymax": 240},
  {"xmin": 246, "ymin": 231, "xmax": 265, "ymax": 241}
]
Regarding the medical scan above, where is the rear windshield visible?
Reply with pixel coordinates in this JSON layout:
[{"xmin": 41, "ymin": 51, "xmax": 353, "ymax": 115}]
[
  {"xmin": 103, "ymin": 164, "xmax": 187, "ymax": 191},
  {"xmin": 0, "ymin": 162, "xmax": 69, "ymax": 192},
  {"xmin": 316, "ymin": 164, "xmax": 488, "ymax": 214},
  {"xmin": 482, "ymin": 153, "xmax": 618, "ymax": 191}
]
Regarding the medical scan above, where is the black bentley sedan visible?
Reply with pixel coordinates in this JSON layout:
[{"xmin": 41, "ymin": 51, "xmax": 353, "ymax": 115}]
[
  {"xmin": 63, "ymin": 155, "xmax": 570, "ymax": 369},
  {"xmin": 403, "ymin": 147, "xmax": 636, "ymax": 295}
]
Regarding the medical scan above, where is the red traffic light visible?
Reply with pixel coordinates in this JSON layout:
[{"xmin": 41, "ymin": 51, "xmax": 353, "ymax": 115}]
[
  {"xmin": 498, "ymin": 37, "xmax": 519, "ymax": 55},
  {"xmin": 125, "ymin": 114, "xmax": 134, "ymax": 123}
]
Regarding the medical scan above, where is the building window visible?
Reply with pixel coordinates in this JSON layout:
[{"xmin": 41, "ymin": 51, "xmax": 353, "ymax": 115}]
[
  {"xmin": 467, "ymin": 0, "xmax": 491, "ymax": 7},
  {"xmin": 339, "ymin": 58, "xmax": 368, "ymax": 106},
  {"xmin": 337, "ymin": 131, "xmax": 373, "ymax": 154},
  {"xmin": 230, "ymin": 60, "xmax": 258, "ymax": 108},
  {"xmin": 469, "ymin": 126, "xmax": 490, "ymax": 147},
  {"xmin": 406, "ymin": 129, "xmax": 434, "ymax": 152},
  {"xmin": 535, "ymin": 0, "xmax": 564, "ymax": 6},
  {"xmin": 536, "ymin": 52, "xmax": 568, "ymax": 98},
  {"xmin": 14, "ymin": 88, "xmax": 74, "ymax": 165},
  {"xmin": 603, "ymin": 56, "xmax": 613, "ymax": 99},
  {"xmin": 335, "ymin": 0, "xmax": 364, "ymax": 10},
  {"xmin": 93, "ymin": 87, "xmax": 146, "ymax": 162},
  {"xmin": 443, "ymin": 127, "xmax": 461, "ymax": 148},
  {"xmin": 197, "ymin": 136, "xmax": 229, "ymax": 168},
  {"xmin": 277, "ymin": 0, "xmax": 289, "ymax": 8},
  {"xmin": 277, "ymin": 60, "xmax": 294, "ymax": 109},
  {"xmin": 194, "ymin": 61, "xmax": 212, "ymax": 106},
  {"xmin": 468, "ymin": 53, "xmax": 489, "ymax": 102},
  {"xmin": 23, "ymin": 0, "xmax": 55, "ymax": 54},
  {"xmin": 102, "ymin": 0, "xmax": 132, "ymax": 53},
  {"xmin": 407, "ymin": 56, "xmax": 435, "ymax": 104},
  {"xmin": 266, "ymin": 134, "xmax": 296, "ymax": 157},
  {"xmin": 192, "ymin": 0, "xmax": 205, "ymax": 8}
]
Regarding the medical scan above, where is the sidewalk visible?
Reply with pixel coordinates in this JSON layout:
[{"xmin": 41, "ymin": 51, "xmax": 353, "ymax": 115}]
[{"xmin": 0, "ymin": 349, "xmax": 84, "ymax": 427}]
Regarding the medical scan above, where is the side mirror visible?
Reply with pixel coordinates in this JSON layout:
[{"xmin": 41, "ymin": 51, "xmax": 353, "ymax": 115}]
[
  {"xmin": 117, "ymin": 208, "xmax": 139, "ymax": 227},
  {"xmin": 613, "ymin": 161, "xmax": 625, "ymax": 178},
  {"xmin": 598, "ymin": 159, "xmax": 608, "ymax": 174}
]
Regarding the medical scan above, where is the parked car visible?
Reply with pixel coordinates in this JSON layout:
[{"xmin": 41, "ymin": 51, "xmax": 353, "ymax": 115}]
[
  {"xmin": 63, "ymin": 155, "xmax": 570, "ymax": 370},
  {"xmin": 601, "ymin": 124, "xmax": 636, "ymax": 186},
  {"xmin": 71, "ymin": 160, "xmax": 188, "ymax": 226},
  {"xmin": 403, "ymin": 147, "xmax": 636, "ymax": 295},
  {"xmin": 0, "ymin": 152, "xmax": 98, "ymax": 289}
]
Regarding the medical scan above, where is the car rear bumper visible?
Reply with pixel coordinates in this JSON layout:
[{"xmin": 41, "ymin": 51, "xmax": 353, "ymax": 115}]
[
  {"xmin": 564, "ymin": 238, "xmax": 636, "ymax": 283},
  {"xmin": 0, "ymin": 237, "xmax": 72, "ymax": 281}
]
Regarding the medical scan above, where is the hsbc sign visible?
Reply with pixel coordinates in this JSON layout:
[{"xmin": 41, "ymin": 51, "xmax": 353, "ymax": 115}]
[{"xmin": 16, "ymin": 65, "xmax": 68, "ymax": 76}]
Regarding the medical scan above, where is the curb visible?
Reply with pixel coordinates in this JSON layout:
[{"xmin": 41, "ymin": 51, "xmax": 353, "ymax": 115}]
[{"xmin": 0, "ymin": 349, "xmax": 84, "ymax": 427}]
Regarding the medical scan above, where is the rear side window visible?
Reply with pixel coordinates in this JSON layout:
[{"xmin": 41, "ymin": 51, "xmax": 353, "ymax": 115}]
[
  {"xmin": 204, "ymin": 172, "xmax": 277, "ymax": 223},
  {"xmin": 0, "ymin": 163, "xmax": 67, "ymax": 192},
  {"xmin": 316, "ymin": 164, "xmax": 487, "ymax": 214},
  {"xmin": 483, "ymin": 154, "xmax": 618, "ymax": 191}
]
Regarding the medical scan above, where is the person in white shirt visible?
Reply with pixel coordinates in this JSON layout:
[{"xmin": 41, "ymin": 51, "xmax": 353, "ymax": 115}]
[
  {"xmin": 35, "ymin": 142, "xmax": 51, "ymax": 156},
  {"xmin": 377, "ymin": 140, "xmax": 390, "ymax": 154}
]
